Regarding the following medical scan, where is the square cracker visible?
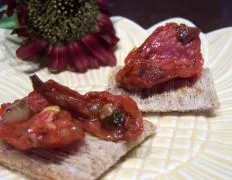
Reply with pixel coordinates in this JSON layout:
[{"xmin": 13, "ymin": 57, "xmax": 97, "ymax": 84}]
[
  {"xmin": 107, "ymin": 67, "xmax": 220, "ymax": 112},
  {"xmin": 0, "ymin": 120, "xmax": 155, "ymax": 180}
]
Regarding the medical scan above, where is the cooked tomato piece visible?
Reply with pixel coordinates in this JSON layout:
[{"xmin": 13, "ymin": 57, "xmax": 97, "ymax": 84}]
[
  {"xmin": 0, "ymin": 91, "xmax": 49, "ymax": 123},
  {"xmin": 26, "ymin": 91, "xmax": 50, "ymax": 112},
  {"xmin": 0, "ymin": 75, "xmax": 144, "ymax": 149},
  {"xmin": 116, "ymin": 23, "xmax": 204, "ymax": 91},
  {"xmin": 83, "ymin": 91, "xmax": 143, "ymax": 141},
  {"xmin": 31, "ymin": 76, "xmax": 144, "ymax": 141},
  {"xmin": 0, "ymin": 104, "xmax": 8, "ymax": 121},
  {"xmin": 0, "ymin": 108, "xmax": 84, "ymax": 150},
  {"xmin": 31, "ymin": 75, "xmax": 91, "ymax": 119}
]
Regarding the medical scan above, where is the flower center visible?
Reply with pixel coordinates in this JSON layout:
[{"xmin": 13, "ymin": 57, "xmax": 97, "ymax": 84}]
[{"xmin": 27, "ymin": 0, "xmax": 99, "ymax": 44}]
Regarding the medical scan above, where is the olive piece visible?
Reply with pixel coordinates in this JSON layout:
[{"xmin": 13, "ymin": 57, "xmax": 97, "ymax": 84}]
[
  {"xmin": 176, "ymin": 24, "xmax": 200, "ymax": 45},
  {"xmin": 102, "ymin": 110, "xmax": 124, "ymax": 131}
]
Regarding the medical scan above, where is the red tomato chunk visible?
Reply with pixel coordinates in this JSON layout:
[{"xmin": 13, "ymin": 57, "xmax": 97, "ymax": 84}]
[{"xmin": 116, "ymin": 23, "xmax": 204, "ymax": 91}]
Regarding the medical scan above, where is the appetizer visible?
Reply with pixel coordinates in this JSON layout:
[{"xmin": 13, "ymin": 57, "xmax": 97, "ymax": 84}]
[
  {"xmin": 0, "ymin": 93, "xmax": 85, "ymax": 150},
  {"xmin": 0, "ymin": 76, "xmax": 155, "ymax": 180},
  {"xmin": 0, "ymin": 75, "xmax": 144, "ymax": 150},
  {"xmin": 108, "ymin": 23, "xmax": 220, "ymax": 112},
  {"xmin": 31, "ymin": 75, "xmax": 144, "ymax": 141},
  {"xmin": 116, "ymin": 23, "xmax": 203, "ymax": 91}
]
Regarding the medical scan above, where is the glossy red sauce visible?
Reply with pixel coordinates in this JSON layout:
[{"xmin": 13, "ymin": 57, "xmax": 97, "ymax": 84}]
[
  {"xmin": 116, "ymin": 23, "xmax": 204, "ymax": 91},
  {"xmin": 0, "ymin": 76, "xmax": 144, "ymax": 150}
]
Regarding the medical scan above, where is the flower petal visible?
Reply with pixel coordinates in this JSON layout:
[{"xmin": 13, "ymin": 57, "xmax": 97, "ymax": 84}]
[
  {"xmin": 39, "ymin": 45, "xmax": 53, "ymax": 65},
  {"xmin": 97, "ymin": 0, "xmax": 108, "ymax": 6},
  {"xmin": 4, "ymin": 0, "xmax": 17, "ymax": 17},
  {"xmin": 82, "ymin": 33, "xmax": 116, "ymax": 66},
  {"xmin": 88, "ymin": 54, "xmax": 100, "ymax": 69},
  {"xmin": 97, "ymin": 0, "xmax": 110, "ymax": 16},
  {"xmin": 81, "ymin": 43, "xmax": 100, "ymax": 69},
  {"xmin": 99, "ymin": 32, "xmax": 119, "ymax": 46},
  {"xmin": 16, "ymin": 38, "xmax": 47, "ymax": 60},
  {"xmin": 81, "ymin": 55, "xmax": 89, "ymax": 70},
  {"xmin": 105, "ymin": 48, "xmax": 116, "ymax": 66},
  {"xmin": 75, "ymin": 59, "xmax": 86, "ymax": 72},
  {"xmin": 12, "ymin": 28, "xmax": 29, "ymax": 37},
  {"xmin": 97, "ymin": 13, "xmax": 115, "ymax": 34},
  {"xmin": 46, "ymin": 45, "xmax": 53, "ymax": 56},
  {"xmin": 18, "ymin": 4, "xmax": 27, "ymax": 25},
  {"xmin": 68, "ymin": 42, "xmax": 89, "ymax": 72},
  {"xmin": 49, "ymin": 46, "xmax": 68, "ymax": 72}
]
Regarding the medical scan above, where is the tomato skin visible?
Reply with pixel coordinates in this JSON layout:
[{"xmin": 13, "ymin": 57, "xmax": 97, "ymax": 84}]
[
  {"xmin": 31, "ymin": 75, "xmax": 91, "ymax": 118},
  {"xmin": 26, "ymin": 91, "xmax": 49, "ymax": 113},
  {"xmin": 0, "ymin": 104, "xmax": 8, "ymax": 119},
  {"xmin": 0, "ymin": 110, "xmax": 84, "ymax": 150},
  {"xmin": 0, "ymin": 76, "xmax": 144, "ymax": 150},
  {"xmin": 121, "ymin": 97, "xmax": 144, "ymax": 140},
  {"xmin": 116, "ymin": 23, "xmax": 203, "ymax": 91},
  {"xmin": 31, "ymin": 76, "xmax": 144, "ymax": 142}
]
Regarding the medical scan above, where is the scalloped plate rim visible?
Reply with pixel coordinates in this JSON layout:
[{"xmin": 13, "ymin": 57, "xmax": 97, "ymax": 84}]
[{"xmin": 0, "ymin": 16, "xmax": 231, "ymax": 180}]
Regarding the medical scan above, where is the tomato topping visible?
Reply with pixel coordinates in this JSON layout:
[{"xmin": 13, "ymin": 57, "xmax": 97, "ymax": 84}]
[
  {"xmin": 116, "ymin": 23, "xmax": 204, "ymax": 91},
  {"xmin": 26, "ymin": 91, "xmax": 50, "ymax": 113},
  {"xmin": 0, "ymin": 75, "xmax": 144, "ymax": 150},
  {"xmin": 31, "ymin": 75, "xmax": 91, "ymax": 119},
  {"xmin": 83, "ymin": 91, "xmax": 143, "ymax": 141},
  {"xmin": 31, "ymin": 75, "xmax": 144, "ymax": 141},
  {"xmin": 0, "ymin": 91, "xmax": 49, "ymax": 123},
  {"xmin": 0, "ymin": 108, "xmax": 84, "ymax": 150}
]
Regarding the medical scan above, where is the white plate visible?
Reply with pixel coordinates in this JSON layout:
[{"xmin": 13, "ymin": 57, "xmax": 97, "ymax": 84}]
[{"xmin": 0, "ymin": 17, "xmax": 231, "ymax": 179}]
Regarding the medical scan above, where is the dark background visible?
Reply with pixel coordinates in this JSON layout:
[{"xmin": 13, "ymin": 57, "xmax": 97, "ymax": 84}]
[{"xmin": 108, "ymin": 0, "xmax": 232, "ymax": 33}]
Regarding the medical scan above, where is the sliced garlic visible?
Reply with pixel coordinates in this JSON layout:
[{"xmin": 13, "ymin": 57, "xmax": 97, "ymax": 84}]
[{"xmin": 42, "ymin": 106, "xmax": 60, "ymax": 112}]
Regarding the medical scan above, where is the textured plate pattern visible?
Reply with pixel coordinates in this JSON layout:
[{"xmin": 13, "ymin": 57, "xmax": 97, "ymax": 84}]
[{"xmin": 0, "ymin": 17, "xmax": 231, "ymax": 179}]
